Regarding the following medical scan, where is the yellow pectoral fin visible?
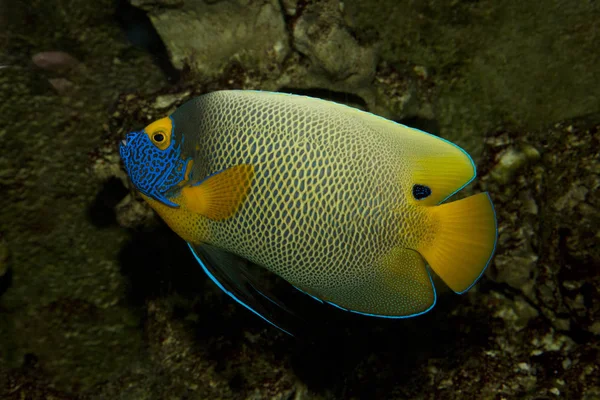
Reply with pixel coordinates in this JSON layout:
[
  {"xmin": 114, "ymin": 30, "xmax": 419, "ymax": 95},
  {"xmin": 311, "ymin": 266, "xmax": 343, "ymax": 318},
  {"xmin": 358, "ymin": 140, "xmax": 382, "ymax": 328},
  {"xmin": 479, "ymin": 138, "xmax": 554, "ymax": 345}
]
[
  {"xmin": 418, "ymin": 192, "xmax": 497, "ymax": 294},
  {"xmin": 141, "ymin": 193, "xmax": 209, "ymax": 244},
  {"xmin": 181, "ymin": 164, "xmax": 255, "ymax": 221}
]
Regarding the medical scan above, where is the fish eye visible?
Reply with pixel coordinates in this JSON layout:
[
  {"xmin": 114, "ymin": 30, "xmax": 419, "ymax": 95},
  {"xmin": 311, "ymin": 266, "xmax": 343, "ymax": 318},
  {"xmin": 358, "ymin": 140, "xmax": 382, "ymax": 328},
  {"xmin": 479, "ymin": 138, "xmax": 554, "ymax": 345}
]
[
  {"xmin": 153, "ymin": 132, "xmax": 165, "ymax": 143},
  {"xmin": 144, "ymin": 117, "xmax": 172, "ymax": 150}
]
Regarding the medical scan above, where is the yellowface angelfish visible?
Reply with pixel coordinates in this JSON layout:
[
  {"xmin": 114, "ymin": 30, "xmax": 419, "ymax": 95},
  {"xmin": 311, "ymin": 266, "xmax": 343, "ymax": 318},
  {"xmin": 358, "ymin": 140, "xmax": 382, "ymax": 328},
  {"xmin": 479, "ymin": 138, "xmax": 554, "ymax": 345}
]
[{"xmin": 120, "ymin": 90, "xmax": 497, "ymax": 334}]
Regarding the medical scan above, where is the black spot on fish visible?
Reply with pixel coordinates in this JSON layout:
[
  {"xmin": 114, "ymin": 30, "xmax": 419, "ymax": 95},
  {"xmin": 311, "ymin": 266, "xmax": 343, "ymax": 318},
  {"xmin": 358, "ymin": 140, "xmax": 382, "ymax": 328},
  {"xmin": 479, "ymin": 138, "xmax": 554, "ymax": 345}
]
[{"xmin": 412, "ymin": 184, "xmax": 432, "ymax": 200}]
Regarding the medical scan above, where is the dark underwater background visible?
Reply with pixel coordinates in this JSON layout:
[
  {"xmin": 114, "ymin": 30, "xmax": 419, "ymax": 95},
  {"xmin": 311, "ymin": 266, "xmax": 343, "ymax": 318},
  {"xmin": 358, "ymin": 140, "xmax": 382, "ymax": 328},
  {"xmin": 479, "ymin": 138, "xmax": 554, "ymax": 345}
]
[{"xmin": 0, "ymin": 0, "xmax": 599, "ymax": 399}]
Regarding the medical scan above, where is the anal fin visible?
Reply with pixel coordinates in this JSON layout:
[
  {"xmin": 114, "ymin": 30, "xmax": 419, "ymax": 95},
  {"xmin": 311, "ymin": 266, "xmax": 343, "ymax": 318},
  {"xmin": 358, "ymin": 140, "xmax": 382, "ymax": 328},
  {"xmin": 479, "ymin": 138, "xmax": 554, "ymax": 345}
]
[{"xmin": 317, "ymin": 247, "xmax": 436, "ymax": 318}]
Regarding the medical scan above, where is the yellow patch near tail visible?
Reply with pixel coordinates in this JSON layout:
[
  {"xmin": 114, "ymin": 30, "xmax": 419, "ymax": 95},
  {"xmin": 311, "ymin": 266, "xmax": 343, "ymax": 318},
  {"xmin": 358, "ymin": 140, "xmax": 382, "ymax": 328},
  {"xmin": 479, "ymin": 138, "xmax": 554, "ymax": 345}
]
[
  {"xmin": 181, "ymin": 164, "xmax": 255, "ymax": 221},
  {"xmin": 410, "ymin": 147, "xmax": 475, "ymax": 206},
  {"xmin": 418, "ymin": 192, "xmax": 497, "ymax": 293},
  {"xmin": 313, "ymin": 247, "xmax": 435, "ymax": 317},
  {"xmin": 332, "ymin": 101, "xmax": 475, "ymax": 206}
]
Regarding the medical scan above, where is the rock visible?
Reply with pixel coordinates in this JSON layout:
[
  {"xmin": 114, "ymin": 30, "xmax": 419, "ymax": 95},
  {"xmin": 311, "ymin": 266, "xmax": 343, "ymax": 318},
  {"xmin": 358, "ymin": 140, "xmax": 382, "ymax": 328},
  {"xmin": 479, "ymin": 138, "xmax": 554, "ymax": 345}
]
[
  {"xmin": 483, "ymin": 117, "xmax": 600, "ymax": 336},
  {"xmin": 135, "ymin": 0, "xmax": 434, "ymax": 125},
  {"xmin": 0, "ymin": 235, "xmax": 9, "ymax": 279},
  {"xmin": 153, "ymin": 90, "xmax": 191, "ymax": 110},
  {"xmin": 48, "ymin": 78, "xmax": 74, "ymax": 94},
  {"xmin": 283, "ymin": 0, "xmax": 382, "ymax": 115},
  {"xmin": 554, "ymin": 183, "xmax": 590, "ymax": 212},
  {"xmin": 115, "ymin": 194, "xmax": 157, "ymax": 229},
  {"xmin": 0, "ymin": 234, "xmax": 10, "ymax": 299},
  {"xmin": 280, "ymin": 0, "xmax": 298, "ymax": 16},
  {"xmin": 31, "ymin": 51, "xmax": 79, "ymax": 71},
  {"xmin": 131, "ymin": 0, "xmax": 183, "ymax": 7},
  {"xmin": 143, "ymin": 0, "xmax": 289, "ymax": 80},
  {"xmin": 292, "ymin": 0, "xmax": 376, "ymax": 87},
  {"xmin": 490, "ymin": 144, "xmax": 541, "ymax": 184},
  {"xmin": 493, "ymin": 252, "xmax": 538, "ymax": 290},
  {"xmin": 342, "ymin": 0, "xmax": 600, "ymax": 156},
  {"xmin": 492, "ymin": 293, "xmax": 539, "ymax": 332}
]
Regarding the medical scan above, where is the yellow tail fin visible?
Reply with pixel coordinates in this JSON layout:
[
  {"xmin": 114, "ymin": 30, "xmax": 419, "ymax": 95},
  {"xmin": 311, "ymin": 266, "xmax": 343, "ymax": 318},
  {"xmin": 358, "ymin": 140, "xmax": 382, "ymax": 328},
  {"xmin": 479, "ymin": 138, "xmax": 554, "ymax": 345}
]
[{"xmin": 417, "ymin": 192, "xmax": 497, "ymax": 294}]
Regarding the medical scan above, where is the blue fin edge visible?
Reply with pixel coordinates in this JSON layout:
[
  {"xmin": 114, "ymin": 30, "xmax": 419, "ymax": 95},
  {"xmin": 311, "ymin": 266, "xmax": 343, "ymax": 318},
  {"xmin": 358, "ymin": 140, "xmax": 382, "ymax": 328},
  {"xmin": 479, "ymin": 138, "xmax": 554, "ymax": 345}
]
[
  {"xmin": 292, "ymin": 286, "xmax": 324, "ymax": 304},
  {"xmin": 294, "ymin": 270, "xmax": 438, "ymax": 319},
  {"xmin": 154, "ymin": 192, "xmax": 180, "ymax": 208},
  {"xmin": 187, "ymin": 243, "xmax": 293, "ymax": 336},
  {"xmin": 455, "ymin": 192, "xmax": 498, "ymax": 295}
]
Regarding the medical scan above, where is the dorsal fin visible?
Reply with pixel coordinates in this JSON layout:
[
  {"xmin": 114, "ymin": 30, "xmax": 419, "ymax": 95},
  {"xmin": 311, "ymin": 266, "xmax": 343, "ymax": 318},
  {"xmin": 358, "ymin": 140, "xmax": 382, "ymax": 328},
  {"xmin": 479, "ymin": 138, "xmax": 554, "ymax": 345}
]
[{"xmin": 331, "ymin": 102, "xmax": 476, "ymax": 205}]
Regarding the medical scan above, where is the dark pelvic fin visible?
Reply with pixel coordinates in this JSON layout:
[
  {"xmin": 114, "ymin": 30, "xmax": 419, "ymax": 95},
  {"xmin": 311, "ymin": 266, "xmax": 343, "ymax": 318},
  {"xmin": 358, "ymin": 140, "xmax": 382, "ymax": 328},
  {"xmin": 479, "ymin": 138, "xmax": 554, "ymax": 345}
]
[{"xmin": 187, "ymin": 243, "xmax": 307, "ymax": 336}]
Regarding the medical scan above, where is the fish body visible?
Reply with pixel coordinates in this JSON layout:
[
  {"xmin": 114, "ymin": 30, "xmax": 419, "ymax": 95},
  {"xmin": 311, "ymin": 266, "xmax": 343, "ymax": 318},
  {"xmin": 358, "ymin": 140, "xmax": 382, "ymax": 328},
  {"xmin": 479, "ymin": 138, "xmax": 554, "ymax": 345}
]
[{"xmin": 120, "ymin": 90, "xmax": 497, "ymax": 332}]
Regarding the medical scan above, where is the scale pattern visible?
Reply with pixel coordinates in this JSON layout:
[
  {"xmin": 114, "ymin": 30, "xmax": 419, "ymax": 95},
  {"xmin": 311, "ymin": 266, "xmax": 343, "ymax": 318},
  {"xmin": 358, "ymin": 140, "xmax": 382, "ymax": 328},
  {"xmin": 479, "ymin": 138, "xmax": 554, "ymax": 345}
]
[{"xmin": 170, "ymin": 91, "xmax": 437, "ymax": 314}]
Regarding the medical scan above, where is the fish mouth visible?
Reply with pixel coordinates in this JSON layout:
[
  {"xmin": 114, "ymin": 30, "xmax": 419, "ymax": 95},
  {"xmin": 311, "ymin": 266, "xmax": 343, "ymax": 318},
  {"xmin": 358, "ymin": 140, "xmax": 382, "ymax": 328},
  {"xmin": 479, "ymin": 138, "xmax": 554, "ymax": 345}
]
[{"xmin": 121, "ymin": 130, "xmax": 143, "ymax": 148}]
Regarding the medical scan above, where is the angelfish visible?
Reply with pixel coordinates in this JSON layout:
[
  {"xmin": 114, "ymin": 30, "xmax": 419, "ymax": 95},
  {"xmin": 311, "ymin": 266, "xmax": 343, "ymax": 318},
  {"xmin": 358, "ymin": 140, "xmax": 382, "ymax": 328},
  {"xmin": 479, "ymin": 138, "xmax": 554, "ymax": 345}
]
[{"xmin": 120, "ymin": 90, "xmax": 497, "ymax": 334}]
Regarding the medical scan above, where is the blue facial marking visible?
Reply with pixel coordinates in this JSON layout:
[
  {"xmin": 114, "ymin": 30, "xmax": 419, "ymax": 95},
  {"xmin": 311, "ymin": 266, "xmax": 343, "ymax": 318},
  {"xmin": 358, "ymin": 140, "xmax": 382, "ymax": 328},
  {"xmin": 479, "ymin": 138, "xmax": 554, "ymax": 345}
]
[{"xmin": 119, "ymin": 121, "xmax": 187, "ymax": 207}]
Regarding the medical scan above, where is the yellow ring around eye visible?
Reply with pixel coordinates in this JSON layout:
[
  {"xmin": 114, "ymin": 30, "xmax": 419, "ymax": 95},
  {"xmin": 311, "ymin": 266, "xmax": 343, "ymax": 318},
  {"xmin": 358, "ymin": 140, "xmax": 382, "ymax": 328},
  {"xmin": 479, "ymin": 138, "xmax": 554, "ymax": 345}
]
[
  {"xmin": 152, "ymin": 132, "xmax": 165, "ymax": 143},
  {"xmin": 144, "ymin": 117, "xmax": 173, "ymax": 151}
]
